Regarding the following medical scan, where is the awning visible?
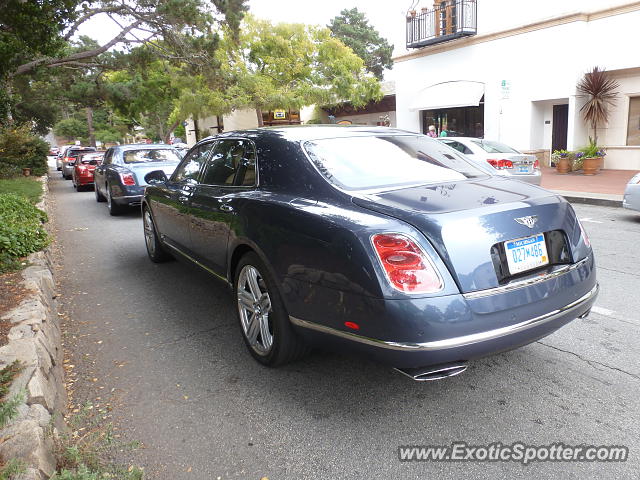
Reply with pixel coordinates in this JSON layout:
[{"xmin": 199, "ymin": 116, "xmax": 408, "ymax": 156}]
[{"xmin": 409, "ymin": 81, "xmax": 485, "ymax": 111}]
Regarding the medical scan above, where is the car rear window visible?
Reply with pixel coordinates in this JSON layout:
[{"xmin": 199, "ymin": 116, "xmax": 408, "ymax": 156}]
[
  {"xmin": 471, "ymin": 140, "xmax": 519, "ymax": 154},
  {"xmin": 80, "ymin": 154, "xmax": 104, "ymax": 164},
  {"xmin": 303, "ymin": 135, "xmax": 489, "ymax": 191},
  {"xmin": 123, "ymin": 149, "xmax": 181, "ymax": 164},
  {"xmin": 69, "ymin": 148, "xmax": 96, "ymax": 158}
]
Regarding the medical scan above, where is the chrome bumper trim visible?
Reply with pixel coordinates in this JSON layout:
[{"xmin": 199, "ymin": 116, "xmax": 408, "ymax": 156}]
[
  {"xmin": 111, "ymin": 194, "xmax": 142, "ymax": 200},
  {"xmin": 289, "ymin": 283, "xmax": 598, "ymax": 352},
  {"xmin": 463, "ymin": 257, "xmax": 589, "ymax": 300}
]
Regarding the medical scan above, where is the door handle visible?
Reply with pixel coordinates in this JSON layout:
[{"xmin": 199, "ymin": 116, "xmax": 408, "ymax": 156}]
[{"xmin": 219, "ymin": 203, "xmax": 234, "ymax": 212}]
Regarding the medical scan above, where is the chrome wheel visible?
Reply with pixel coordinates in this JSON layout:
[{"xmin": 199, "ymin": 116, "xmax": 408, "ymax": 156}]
[
  {"xmin": 143, "ymin": 210, "xmax": 156, "ymax": 256},
  {"xmin": 237, "ymin": 265, "xmax": 273, "ymax": 355}
]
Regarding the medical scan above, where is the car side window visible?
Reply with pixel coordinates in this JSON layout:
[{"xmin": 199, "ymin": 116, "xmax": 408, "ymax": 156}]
[
  {"xmin": 444, "ymin": 140, "xmax": 472, "ymax": 155},
  {"xmin": 103, "ymin": 150, "xmax": 113, "ymax": 165},
  {"xmin": 199, "ymin": 139, "xmax": 256, "ymax": 187},
  {"xmin": 171, "ymin": 142, "xmax": 216, "ymax": 183}
]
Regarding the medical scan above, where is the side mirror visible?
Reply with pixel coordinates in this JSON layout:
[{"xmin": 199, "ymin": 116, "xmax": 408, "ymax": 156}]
[{"xmin": 145, "ymin": 170, "xmax": 168, "ymax": 185}]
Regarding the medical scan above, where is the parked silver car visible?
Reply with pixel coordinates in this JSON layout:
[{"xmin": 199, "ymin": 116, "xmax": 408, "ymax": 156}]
[
  {"xmin": 438, "ymin": 137, "xmax": 541, "ymax": 185},
  {"xmin": 61, "ymin": 147, "xmax": 97, "ymax": 179},
  {"xmin": 623, "ymin": 173, "xmax": 640, "ymax": 211}
]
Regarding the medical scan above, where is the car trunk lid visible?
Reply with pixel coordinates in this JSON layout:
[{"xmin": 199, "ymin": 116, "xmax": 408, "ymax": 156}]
[
  {"xmin": 352, "ymin": 177, "xmax": 580, "ymax": 294},
  {"xmin": 127, "ymin": 162, "xmax": 180, "ymax": 185}
]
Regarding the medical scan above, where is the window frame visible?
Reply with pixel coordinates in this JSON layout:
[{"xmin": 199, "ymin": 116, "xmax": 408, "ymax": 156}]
[
  {"xmin": 196, "ymin": 137, "xmax": 259, "ymax": 188},
  {"xmin": 626, "ymin": 95, "xmax": 640, "ymax": 146},
  {"xmin": 169, "ymin": 140, "xmax": 217, "ymax": 184}
]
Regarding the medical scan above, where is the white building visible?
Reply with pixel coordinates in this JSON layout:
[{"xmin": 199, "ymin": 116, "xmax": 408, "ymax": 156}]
[{"xmin": 394, "ymin": 0, "xmax": 640, "ymax": 169}]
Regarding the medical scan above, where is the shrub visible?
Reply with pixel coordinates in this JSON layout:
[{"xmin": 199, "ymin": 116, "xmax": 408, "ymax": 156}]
[
  {"xmin": 0, "ymin": 124, "xmax": 49, "ymax": 178},
  {"xmin": 0, "ymin": 193, "xmax": 49, "ymax": 272}
]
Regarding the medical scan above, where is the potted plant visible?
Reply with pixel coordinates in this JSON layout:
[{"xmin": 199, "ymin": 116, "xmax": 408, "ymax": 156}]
[
  {"xmin": 577, "ymin": 139, "xmax": 606, "ymax": 176},
  {"xmin": 576, "ymin": 66, "xmax": 619, "ymax": 161},
  {"xmin": 552, "ymin": 149, "xmax": 572, "ymax": 174}
]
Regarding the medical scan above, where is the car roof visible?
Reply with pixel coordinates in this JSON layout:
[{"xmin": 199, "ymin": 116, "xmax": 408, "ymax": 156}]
[
  {"xmin": 197, "ymin": 125, "xmax": 419, "ymax": 144},
  {"xmin": 112, "ymin": 143, "xmax": 176, "ymax": 151}
]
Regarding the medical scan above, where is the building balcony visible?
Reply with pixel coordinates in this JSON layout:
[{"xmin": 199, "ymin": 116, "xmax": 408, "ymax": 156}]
[{"xmin": 406, "ymin": 0, "xmax": 477, "ymax": 49}]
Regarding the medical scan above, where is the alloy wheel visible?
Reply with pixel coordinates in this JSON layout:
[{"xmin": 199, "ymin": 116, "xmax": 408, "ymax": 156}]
[
  {"xmin": 237, "ymin": 265, "xmax": 274, "ymax": 355},
  {"xmin": 143, "ymin": 210, "xmax": 156, "ymax": 256}
]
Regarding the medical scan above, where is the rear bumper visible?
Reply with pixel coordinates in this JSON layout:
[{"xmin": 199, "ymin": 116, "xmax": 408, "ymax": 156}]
[
  {"xmin": 291, "ymin": 283, "xmax": 597, "ymax": 363},
  {"xmin": 505, "ymin": 170, "xmax": 542, "ymax": 185},
  {"xmin": 111, "ymin": 185, "xmax": 145, "ymax": 206},
  {"xmin": 286, "ymin": 253, "xmax": 597, "ymax": 368}
]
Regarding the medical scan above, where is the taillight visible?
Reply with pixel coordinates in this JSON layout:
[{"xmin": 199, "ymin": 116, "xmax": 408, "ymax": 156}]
[
  {"xmin": 77, "ymin": 166, "xmax": 87, "ymax": 174},
  {"xmin": 120, "ymin": 172, "xmax": 136, "ymax": 185},
  {"xmin": 578, "ymin": 219, "xmax": 591, "ymax": 248},
  {"xmin": 64, "ymin": 157, "xmax": 74, "ymax": 163},
  {"xmin": 486, "ymin": 159, "xmax": 513, "ymax": 170},
  {"xmin": 533, "ymin": 159, "xmax": 540, "ymax": 169},
  {"xmin": 371, "ymin": 233, "xmax": 442, "ymax": 294}
]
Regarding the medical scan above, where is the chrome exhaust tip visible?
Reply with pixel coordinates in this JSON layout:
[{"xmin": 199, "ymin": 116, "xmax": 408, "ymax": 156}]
[{"xmin": 394, "ymin": 362, "xmax": 468, "ymax": 381}]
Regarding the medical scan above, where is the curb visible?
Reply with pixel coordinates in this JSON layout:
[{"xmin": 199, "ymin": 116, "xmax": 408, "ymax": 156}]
[
  {"xmin": 0, "ymin": 175, "xmax": 66, "ymax": 480},
  {"xmin": 559, "ymin": 195, "xmax": 623, "ymax": 208}
]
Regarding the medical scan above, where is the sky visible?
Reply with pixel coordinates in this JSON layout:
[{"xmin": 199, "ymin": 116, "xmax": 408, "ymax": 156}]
[{"xmin": 74, "ymin": 0, "xmax": 412, "ymax": 78}]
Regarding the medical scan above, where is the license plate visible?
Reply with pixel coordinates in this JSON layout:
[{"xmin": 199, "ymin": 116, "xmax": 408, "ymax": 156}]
[
  {"xmin": 504, "ymin": 234, "xmax": 548, "ymax": 275},
  {"xmin": 517, "ymin": 165, "xmax": 531, "ymax": 174}
]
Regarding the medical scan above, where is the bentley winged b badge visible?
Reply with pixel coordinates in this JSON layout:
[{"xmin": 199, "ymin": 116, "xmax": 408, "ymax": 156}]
[{"xmin": 515, "ymin": 215, "xmax": 539, "ymax": 228}]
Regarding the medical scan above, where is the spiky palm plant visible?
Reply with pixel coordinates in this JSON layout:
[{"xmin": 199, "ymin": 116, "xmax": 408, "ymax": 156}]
[{"xmin": 577, "ymin": 66, "xmax": 619, "ymax": 144}]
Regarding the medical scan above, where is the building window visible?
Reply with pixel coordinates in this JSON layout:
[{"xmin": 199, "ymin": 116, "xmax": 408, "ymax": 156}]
[
  {"xmin": 421, "ymin": 101, "xmax": 484, "ymax": 138},
  {"xmin": 627, "ymin": 97, "xmax": 640, "ymax": 146}
]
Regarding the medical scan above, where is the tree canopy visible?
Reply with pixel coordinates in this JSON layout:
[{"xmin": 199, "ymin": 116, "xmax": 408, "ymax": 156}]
[
  {"xmin": 328, "ymin": 7, "xmax": 393, "ymax": 80},
  {"xmin": 210, "ymin": 15, "xmax": 383, "ymax": 126}
]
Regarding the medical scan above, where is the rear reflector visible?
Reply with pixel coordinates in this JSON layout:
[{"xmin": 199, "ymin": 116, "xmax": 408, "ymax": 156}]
[
  {"xmin": 371, "ymin": 233, "xmax": 442, "ymax": 294},
  {"xmin": 487, "ymin": 159, "xmax": 513, "ymax": 170},
  {"xmin": 120, "ymin": 172, "xmax": 136, "ymax": 186}
]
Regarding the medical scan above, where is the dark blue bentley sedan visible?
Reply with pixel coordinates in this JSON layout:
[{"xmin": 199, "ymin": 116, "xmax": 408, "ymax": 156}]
[{"xmin": 141, "ymin": 126, "xmax": 598, "ymax": 381}]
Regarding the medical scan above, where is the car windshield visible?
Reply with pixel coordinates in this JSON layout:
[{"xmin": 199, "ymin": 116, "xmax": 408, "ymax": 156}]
[
  {"xmin": 123, "ymin": 149, "xmax": 181, "ymax": 164},
  {"xmin": 471, "ymin": 140, "xmax": 519, "ymax": 154},
  {"xmin": 303, "ymin": 135, "xmax": 489, "ymax": 191}
]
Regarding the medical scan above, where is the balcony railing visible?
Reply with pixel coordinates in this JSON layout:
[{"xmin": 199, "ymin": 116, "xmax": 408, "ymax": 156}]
[{"xmin": 406, "ymin": 0, "xmax": 477, "ymax": 49}]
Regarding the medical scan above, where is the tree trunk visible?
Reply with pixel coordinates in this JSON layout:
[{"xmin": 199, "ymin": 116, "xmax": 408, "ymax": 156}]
[
  {"xmin": 86, "ymin": 107, "xmax": 95, "ymax": 147},
  {"xmin": 5, "ymin": 81, "xmax": 13, "ymax": 123},
  {"xmin": 164, "ymin": 119, "xmax": 181, "ymax": 144},
  {"xmin": 256, "ymin": 108, "xmax": 264, "ymax": 127},
  {"xmin": 593, "ymin": 121, "xmax": 597, "ymax": 145},
  {"xmin": 193, "ymin": 117, "xmax": 200, "ymax": 142}
]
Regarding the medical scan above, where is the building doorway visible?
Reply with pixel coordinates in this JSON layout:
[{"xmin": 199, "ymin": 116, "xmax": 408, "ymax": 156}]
[{"xmin": 552, "ymin": 104, "xmax": 568, "ymax": 152}]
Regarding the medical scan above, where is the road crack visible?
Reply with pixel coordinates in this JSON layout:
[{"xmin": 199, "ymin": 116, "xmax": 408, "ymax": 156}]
[{"xmin": 536, "ymin": 341, "xmax": 640, "ymax": 381}]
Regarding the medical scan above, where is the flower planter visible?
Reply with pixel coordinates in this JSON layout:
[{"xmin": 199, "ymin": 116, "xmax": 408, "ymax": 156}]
[
  {"xmin": 582, "ymin": 157, "xmax": 601, "ymax": 175},
  {"xmin": 555, "ymin": 157, "xmax": 571, "ymax": 174},
  {"xmin": 22, "ymin": 168, "xmax": 31, "ymax": 176}
]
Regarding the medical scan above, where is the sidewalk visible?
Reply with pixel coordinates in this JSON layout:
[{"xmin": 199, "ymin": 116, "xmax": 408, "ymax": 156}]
[{"xmin": 540, "ymin": 165, "xmax": 638, "ymax": 207}]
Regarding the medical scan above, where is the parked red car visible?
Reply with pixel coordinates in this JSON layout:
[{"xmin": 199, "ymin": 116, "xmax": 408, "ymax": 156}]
[{"xmin": 72, "ymin": 152, "xmax": 105, "ymax": 191}]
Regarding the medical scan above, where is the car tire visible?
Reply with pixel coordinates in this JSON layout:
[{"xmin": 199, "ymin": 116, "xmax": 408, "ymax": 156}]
[
  {"xmin": 106, "ymin": 184, "xmax": 126, "ymax": 216},
  {"xmin": 234, "ymin": 252, "xmax": 309, "ymax": 366},
  {"xmin": 143, "ymin": 207, "xmax": 172, "ymax": 263},
  {"xmin": 95, "ymin": 183, "xmax": 106, "ymax": 202}
]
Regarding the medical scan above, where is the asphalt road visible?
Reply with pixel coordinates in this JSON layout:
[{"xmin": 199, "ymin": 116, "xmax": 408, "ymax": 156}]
[{"xmin": 49, "ymin": 168, "xmax": 639, "ymax": 479}]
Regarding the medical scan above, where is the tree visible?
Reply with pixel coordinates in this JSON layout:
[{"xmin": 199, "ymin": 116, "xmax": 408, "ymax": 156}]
[
  {"xmin": 4, "ymin": 0, "xmax": 248, "ymax": 78},
  {"xmin": 212, "ymin": 16, "xmax": 382, "ymax": 126},
  {"xmin": 577, "ymin": 66, "xmax": 619, "ymax": 144},
  {"xmin": 328, "ymin": 8, "xmax": 393, "ymax": 80},
  {"xmin": 53, "ymin": 118, "xmax": 87, "ymax": 141}
]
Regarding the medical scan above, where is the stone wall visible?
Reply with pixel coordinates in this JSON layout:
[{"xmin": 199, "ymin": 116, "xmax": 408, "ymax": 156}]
[{"xmin": 0, "ymin": 176, "xmax": 65, "ymax": 479}]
